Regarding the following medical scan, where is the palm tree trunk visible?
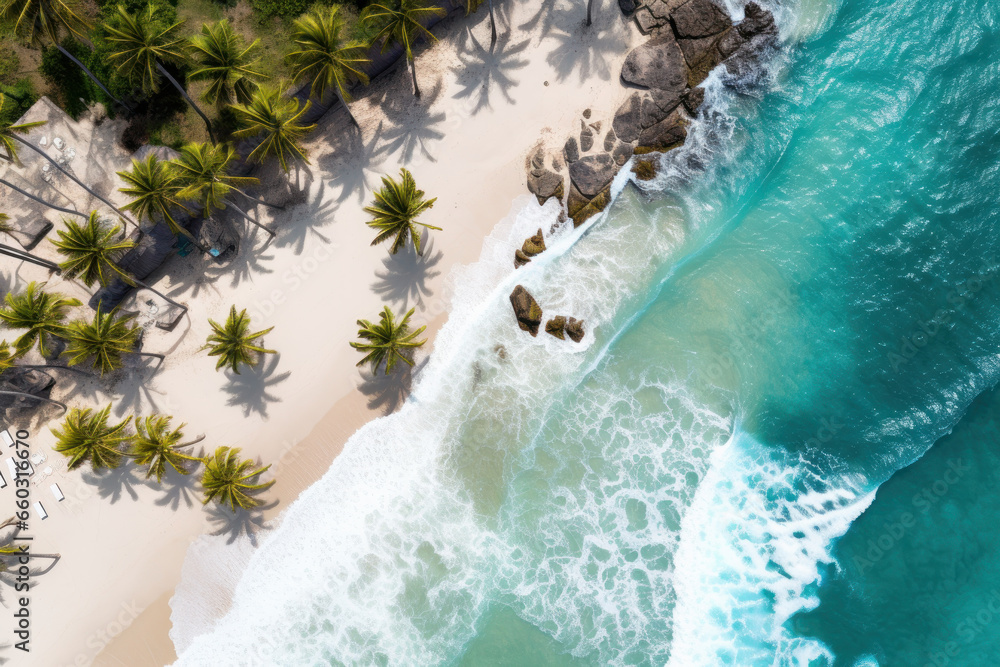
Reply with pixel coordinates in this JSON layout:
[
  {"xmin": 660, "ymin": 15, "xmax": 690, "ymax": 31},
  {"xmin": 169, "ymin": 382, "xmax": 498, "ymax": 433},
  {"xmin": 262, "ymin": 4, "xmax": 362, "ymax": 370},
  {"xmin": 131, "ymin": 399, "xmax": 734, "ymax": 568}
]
[
  {"xmin": 489, "ymin": 0, "xmax": 497, "ymax": 52},
  {"xmin": 156, "ymin": 63, "xmax": 216, "ymax": 143},
  {"xmin": 55, "ymin": 44, "xmax": 133, "ymax": 114},
  {"xmin": 333, "ymin": 85, "xmax": 359, "ymax": 127},
  {"xmin": 586, "ymin": 0, "xmax": 593, "ymax": 25},
  {"xmin": 230, "ymin": 202, "xmax": 275, "ymax": 238},
  {"xmin": 0, "ymin": 177, "xmax": 88, "ymax": 218},
  {"xmin": 408, "ymin": 56, "xmax": 421, "ymax": 98},
  {"xmin": 10, "ymin": 135, "xmax": 138, "ymax": 228},
  {"xmin": 181, "ymin": 434, "xmax": 206, "ymax": 448},
  {"xmin": 233, "ymin": 189, "xmax": 283, "ymax": 210},
  {"xmin": 15, "ymin": 363, "xmax": 89, "ymax": 376},
  {"xmin": 0, "ymin": 390, "xmax": 67, "ymax": 414},
  {"xmin": 0, "ymin": 244, "xmax": 61, "ymax": 272}
]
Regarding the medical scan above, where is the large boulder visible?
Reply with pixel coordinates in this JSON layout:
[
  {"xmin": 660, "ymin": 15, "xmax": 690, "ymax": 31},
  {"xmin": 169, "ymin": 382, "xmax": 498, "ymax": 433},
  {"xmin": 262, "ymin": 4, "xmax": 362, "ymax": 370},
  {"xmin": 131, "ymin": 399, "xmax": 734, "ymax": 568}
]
[
  {"xmin": 564, "ymin": 136, "xmax": 580, "ymax": 162},
  {"xmin": 635, "ymin": 109, "xmax": 688, "ymax": 154},
  {"xmin": 738, "ymin": 1, "xmax": 778, "ymax": 38},
  {"xmin": 569, "ymin": 153, "xmax": 618, "ymax": 198},
  {"xmin": 565, "ymin": 318, "xmax": 586, "ymax": 343},
  {"xmin": 670, "ymin": 0, "xmax": 732, "ymax": 38},
  {"xmin": 640, "ymin": 90, "xmax": 682, "ymax": 128},
  {"xmin": 677, "ymin": 31, "xmax": 729, "ymax": 86},
  {"xmin": 621, "ymin": 35, "xmax": 688, "ymax": 93},
  {"xmin": 633, "ymin": 6, "xmax": 664, "ymax": 33},
  {"xmin": 683, "ymin": 87, "xmax": 706, "ymax": 114},
  {"xmin": 545, "ymin": 316, "xmax": 567, "ymax": 340},
  {"xmin": 527, "ymin": 168, "xmax": 564, "ymax": 205},
  {"xmin": 510, "ymin": 286, "xmax": 543, "ymax": 336},
  {"xmin": 613, "ymin": 93, "xmax": 642, "ymax": 143}
]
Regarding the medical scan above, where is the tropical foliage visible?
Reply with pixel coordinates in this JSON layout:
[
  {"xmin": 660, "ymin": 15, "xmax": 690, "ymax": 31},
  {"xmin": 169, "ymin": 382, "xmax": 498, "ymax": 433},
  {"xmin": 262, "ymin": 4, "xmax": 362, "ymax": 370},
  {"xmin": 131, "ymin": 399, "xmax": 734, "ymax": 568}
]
[
  {"xmin": 350, "ymin": 305, "xmax": 426, "ymax": 374},
  {"xmin": 104, "ymin": 4, "xmax": 188, "ymax": 95},
  {"xmin": 200, "ymin": 446, "xmax": 274, "ymax": 512},
  {"xmin": 51, "ymin": 212, "xmax": 134, "ymax": 287},
  {"xmin": 172, "ymin": 141, "xmax": 256, "ymax": 214},
  {"xmin": 0, "ymin": 0, "xmax": 89, "ymax": 44},
  {"xmin": 51, "ymin": 404, "xmax": 133, "ymax": 471},
  {"xmin": 204, "ymin": 305, "xmax": 275, "ymax": 374},
  {"xmin": 118, "ymin": 153, "xmax": 188, "ymax": 236},
  {"xmin": 0, "ymin": 96, "xmax": 46, "ymax": 164},
  {"xmin": 0, "ymin": 282, "xmax": 80, "ymax": 357},
  {"xmin": 232, "ymin": 84, "xmax": 315, "ymax": 171},
  {"xmin": 189, "ymin": 20, "xmax": 264, "ymax": 108},
  {"xmin": 131, "ymin": 414, "xmax": 202, "ymax": 482},
  {"xmin": 364, "ymin": 168, "xmax": 439, "ymax": 254},
  {"xmin": 63, "ymin": 307, "xmax": 140, "ymax": 375},
  {"xmin": 362, "ymin": 0, "xmax": 445, "ymax": 98}
]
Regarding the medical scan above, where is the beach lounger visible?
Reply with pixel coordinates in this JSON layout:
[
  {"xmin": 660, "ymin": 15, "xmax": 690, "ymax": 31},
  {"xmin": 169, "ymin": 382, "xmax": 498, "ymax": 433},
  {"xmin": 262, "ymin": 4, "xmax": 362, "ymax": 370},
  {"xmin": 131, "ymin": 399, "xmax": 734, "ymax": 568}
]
[
  {"xmin": 50, "ymin": 484, "xmax": 64, "ymax": 501},
  {"xmin": 5, "ymin": 458, "xmax": 16, "ymax": 479},
  {"xmin": 0, "ymin": 430, "xmax": 12, "ymax": 447},
  {"xmin": 32, "ymin": 502, "xmax": 46, "ymax": 520},
  {"xmin": 0, "ymin": 471, "xmax": 6, "ymax": 488}
]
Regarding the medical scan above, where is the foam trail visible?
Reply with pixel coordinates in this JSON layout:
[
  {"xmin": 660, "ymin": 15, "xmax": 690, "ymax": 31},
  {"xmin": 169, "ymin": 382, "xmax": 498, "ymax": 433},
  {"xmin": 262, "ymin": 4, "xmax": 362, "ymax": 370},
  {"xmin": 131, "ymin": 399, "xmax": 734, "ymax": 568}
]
[{"xmin": 669, "ymin": 433, "xmax": 874, "ymax": 666}]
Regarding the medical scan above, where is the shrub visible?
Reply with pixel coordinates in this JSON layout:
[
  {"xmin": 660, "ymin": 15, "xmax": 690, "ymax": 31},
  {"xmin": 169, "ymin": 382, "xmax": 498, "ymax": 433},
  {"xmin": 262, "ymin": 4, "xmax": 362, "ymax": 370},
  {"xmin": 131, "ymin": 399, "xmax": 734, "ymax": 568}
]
[
  {"xmin": 40, "ymin": 41, "xmax": 97, "ymax": 119},
  {"xmin": 0, "ymin": 80, "xmax": 37, "ymax": 124}
]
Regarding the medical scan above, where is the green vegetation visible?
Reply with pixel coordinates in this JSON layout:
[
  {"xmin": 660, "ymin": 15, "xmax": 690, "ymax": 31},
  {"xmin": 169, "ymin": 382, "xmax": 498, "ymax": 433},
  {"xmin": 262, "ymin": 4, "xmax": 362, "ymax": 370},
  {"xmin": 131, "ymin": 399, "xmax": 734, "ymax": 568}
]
[
  {"xmin": 131, "ymin": 414, "xmax": 203, "ymax": 482},
  {"xmin": 51, "ymin": 404, "xmax": 133, "ymax": 471},
  {"xmin": 364, "ymin": 167, "xmax": 439, "ymax": 254},
  {"xmin": 204, "ymin": 305, "xmax": 276, "ymax": 373},
  {"xmin": 361, "ymin": 0, "xmax": 445, "ymax": 98},
  {"xmin": 63, "ymin": 307, "xmax": 148, "ymax": 375},
  {"xmin": 200, "ymin": 445, "xmax": 274, "ymax": 511},
  {"xmin": 232, "ymin": 82, "xmax": 314, "ymax": 171},
  {"xmin": 350, "ymin": 305, "xmax": 426, "ymax": 374},
  {"xmin": 189, "ymin": 19, "xmax": 264, "ymax": 107},
  {"xmin": 0, "ymin": 282, "xmax": 80, "ymax": 357},
  {"xmin": 118, "ymin": 153, "xmax": 189, "ymax": 235},
  {"xmin": 51, "ymin": 212, "xmax": 135, "ymax": 286}
]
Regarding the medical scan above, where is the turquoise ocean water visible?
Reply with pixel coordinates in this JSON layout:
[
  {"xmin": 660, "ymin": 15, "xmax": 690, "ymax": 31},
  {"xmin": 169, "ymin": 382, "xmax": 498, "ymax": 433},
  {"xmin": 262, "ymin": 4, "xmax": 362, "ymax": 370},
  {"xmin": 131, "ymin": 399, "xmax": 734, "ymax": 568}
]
[{"xmin": 171, "ymin": 0, "xmax": 1000, "ymax": 664}]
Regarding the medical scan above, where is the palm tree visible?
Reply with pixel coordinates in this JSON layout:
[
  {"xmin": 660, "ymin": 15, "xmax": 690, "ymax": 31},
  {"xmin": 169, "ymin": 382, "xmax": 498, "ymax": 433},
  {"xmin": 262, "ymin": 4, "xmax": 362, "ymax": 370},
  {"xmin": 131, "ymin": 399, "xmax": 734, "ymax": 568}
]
[
  {"xmin": 63, "ymin": 306, "xmax": 164, "ymax": 375},
  {"xmin": 287, "ymin": 7, "xmax": 370, "ymax": 127},
  {"xmin": 131, "ymin": 414, "xmax": 204, "ymax": 482},
  {"xmin": 364, "ymin": 168, "xmax": 439, "ymax": 254},
  {"xmin": 189, "ymin": 20, "xmax": 265, "ymax": 108},
  {"xmin": 0, "ymin": 213, "xmax": 62, "ymax": 272},
  {"xmin": 231, "ymin": 84, "xmax": 315, "ymax": 172},
  {"xmin": 200, "ymin": 446, "xmax": 273, "ymax": 512},
  {"xmin": 204, "ymin": 305, "xmax": 275, "ymax": 374},
  {"xmin": 118, "ymin": 153, "xmax": 189, "ymax": 238},
  {"xmin": 0, "ymin": 339, "xmax": 69, "ymax": 414},
  {"xmin": 51, "ymin": 403, "xmax": 133, "ymax": 471},
  {"xmin": 587, "ymin": 0, "xmax": 595, "ymax": 26},
  {"xmin": 50, "ymin": 211, "xmax": 188, "ymax": 312},
  {"xmin": 104, "ymin": 4, "xmax": 216, "ymax": 142},
  {"xmin": 171, "ymin": 142, "xmax": 274, "ymax": 237},
  {"xmin": 350, "ymin": 306, "xmax": 426, "ymax": 374},
  {"xmin": 362, "ymin": 0, "xmax": 446, "ymax": 98},
  {"xmin": 0, "ymin": 0, "xmax": 130, "ymax": 111},
  {"xmin": 0, "ymin": 282, "xmax": 80, "ymax": 358},
  {"xmin": 0, "ymin": 96, "xmax": 136, "ymax": 223}
]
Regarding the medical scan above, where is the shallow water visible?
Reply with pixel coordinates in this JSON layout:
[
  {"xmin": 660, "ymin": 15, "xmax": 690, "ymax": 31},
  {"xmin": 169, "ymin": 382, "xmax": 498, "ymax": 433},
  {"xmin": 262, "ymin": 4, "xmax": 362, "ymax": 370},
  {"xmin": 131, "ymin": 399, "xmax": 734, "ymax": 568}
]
[{"xmin": 172, "ymin": 0, "xmax": 1000, "ymax": 662}]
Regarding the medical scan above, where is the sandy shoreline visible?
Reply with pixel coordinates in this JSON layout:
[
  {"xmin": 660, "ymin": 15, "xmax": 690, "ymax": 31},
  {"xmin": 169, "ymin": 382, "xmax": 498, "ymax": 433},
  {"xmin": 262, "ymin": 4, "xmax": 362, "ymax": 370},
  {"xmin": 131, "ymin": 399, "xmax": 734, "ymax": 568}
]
[{"xmin": 0, "ymin": 0, "xmax": 642, "ymax": 664}]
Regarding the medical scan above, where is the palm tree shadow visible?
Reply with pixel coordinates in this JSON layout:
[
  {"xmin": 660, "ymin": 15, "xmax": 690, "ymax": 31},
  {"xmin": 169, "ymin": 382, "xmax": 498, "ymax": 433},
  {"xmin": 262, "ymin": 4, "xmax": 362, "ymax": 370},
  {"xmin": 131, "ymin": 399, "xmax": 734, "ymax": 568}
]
[
  {"xmin": 317, "ymin": 123, "xmax": 387, "ymax": 206},
  {"xmin": 222, "ymin": 354, "xmax": 291, "ymax": 418},
  {"xmin": 376, "ymin": 78, "xmax": 447, "ymax": 163},
  {"xmin": 204, "ymin": 236, "xmax": 276, "ymax": 289},
  {"xmin": 451, "ymin": 28, "xmax": 531, "ymax": 113},
  {"xmin": 545, "ymin": 0, "xmax": 629, "ymax": 83},
  {"xmin": 111, "ymin": 355, "xmax": 169, "ymax": 417},
  {"xmin": 275, "ymin": 180, "xmax": 337, "ymax": 255},
  {"xmin": 357, "ymin": 356, "xmax": 428, "ymax": 415},
  {"xmin": 81, "ymin": 462, "xmax": 146, "ymax": 503},
  {"xmin": 518, "ymin": 0, "xmax": 559, "ymax": 35},
  {"xmin": 150, "ymin": 464, "xmax": 202, "ymax": 511},
  {"xmin": 205, "ymin": 498, "xmax": 278, "ymax": 547},
  {"xmin": 371, "ymin": 237, "xmax": 443, "ymax": 309}
]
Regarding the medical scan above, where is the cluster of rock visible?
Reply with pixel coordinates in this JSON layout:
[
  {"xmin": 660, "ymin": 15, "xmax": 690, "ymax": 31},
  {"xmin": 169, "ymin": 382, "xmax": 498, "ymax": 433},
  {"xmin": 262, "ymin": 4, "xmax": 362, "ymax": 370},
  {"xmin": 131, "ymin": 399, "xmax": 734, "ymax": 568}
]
[
  {"xmin": 514, "ymin": 228, "xmax": 547, "ymax": 268},
  {"xmin": 509, "ymin": 285, "xmax": 585, "ymax": 343},
  {"xmin": 525, "ymin": 0, "xmax": 777, "ymax": 231}
]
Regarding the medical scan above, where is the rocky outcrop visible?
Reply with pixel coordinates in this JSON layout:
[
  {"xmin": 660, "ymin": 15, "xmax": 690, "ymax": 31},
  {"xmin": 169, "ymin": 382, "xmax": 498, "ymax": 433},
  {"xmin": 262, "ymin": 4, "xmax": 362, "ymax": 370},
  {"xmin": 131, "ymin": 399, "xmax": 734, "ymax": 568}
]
[
  {"xmin": 670, "ymin": 0, "xmax": 731, "ymax": 38},
  {"xmin": 621, "ymin": 36, "xmax": 688, "ymax": 92},
  {"xmin": 635, "ymin": 109, "xmax": 688, "ymax": 154},
  {"xmin": 565, "ymin": 318, "xmax": 585, "ymax": 343},
  {"xmin": 545, "ymin": 316, "xmax": 566, "ymax": 339},
  {"xmin": 510, "ymin": 285, "xmax": 543, "ymax": 336},
  {"xmin": 569, "ymin": 153, "xmax": 618, "ymax": 198},
  {"xmin": 613, "ymin": 93, "xmax": 642, "ymax": 142},
  {"xmin": 515, "ymin": 228, "xmax": 547, "ymax": 268}
]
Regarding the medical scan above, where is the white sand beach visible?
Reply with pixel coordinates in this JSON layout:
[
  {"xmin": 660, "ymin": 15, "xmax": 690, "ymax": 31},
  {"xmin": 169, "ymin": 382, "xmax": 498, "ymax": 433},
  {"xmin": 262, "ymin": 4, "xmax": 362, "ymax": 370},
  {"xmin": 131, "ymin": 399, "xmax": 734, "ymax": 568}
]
[{"xmin": 0, "ymin": 0, "xmax": 642, "ymax": 664}]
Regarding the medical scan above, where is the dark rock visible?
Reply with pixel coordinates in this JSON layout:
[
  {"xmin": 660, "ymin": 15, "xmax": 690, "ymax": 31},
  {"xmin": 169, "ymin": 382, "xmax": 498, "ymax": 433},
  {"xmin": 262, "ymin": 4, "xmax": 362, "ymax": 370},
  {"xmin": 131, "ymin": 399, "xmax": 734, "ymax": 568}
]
[
  {"xmin": 545, "ymin": 316, "xmax": 567, "ymax": 340},
  {"xmin": 569, "ymin": 153, "xmax": 618, "ymax": 197},
  {"xmin": 632, "ymin": 158, "xmax": 658, "ymax": 180},
  {"xmin": 633, "ymin": 7, "xmax": 663, "ymax": 34},
  {"xmin": 583, "ymin": 108, "xmax": 592, "ymax": 119},
  {"xmin": 651, "ymin": 88, "xmax": 683, "ymax": 111},
  {"xmin": 683, "ymin": 87, "xmax": 705, "ymax": 114},
  {"xmin": 738, "ymin": 1, "xmax": 778, "ymax": 38},
  {"xmin": 570, "ymin": 187, "xmax": 611, "ymax": 227},
  {"xmin": 527, "ymin": 168, "xmax": 564, "ymax": 205},
  {"xmin": 677, "ymin": 31, "xmax": 728, "ymax": 87},
  {"xmin": 580, "ymin": 126, "xmax": 595, "ymax": 152},
  {"xmin": 510, "ymin": 285, "xmax": 543, "ymax": 336},
  {"xmin": 564, "ymin": 136, "xmax": 580, "ymax": 162},
  {"xmin": 567, "ymin": 182, "xmax": 589, "ymax": 218},
  {"xmin": 717, "ymin": 27, "xmax": 747, "ymax": 57},
  {"xmin": 647, "ymin": 0, "xmax": 682, "ymax": 19},
  {"xmin": 613, "ymin": 93, "xmax": 642, "ymax": 143},
  {"xmin": 514, "ymin": 248, "xmax": 531, "ymax": 268},
  {"xmin": 613, "ymin": 141, "xmax": 634, "ymax": 165},
  {"xmin": 621, "ymin": 35, "xmax": 688, "ymax": 93},
  {"xmin": 565, "ymin": 318, "xmax": 585, "ymax": 343},
  {"xmin": 618, "ymin": 0, "xmax": 638, "ymax": 15},
  {"xmin": 604, "ymin": 129, "xmax": 617, "ymax": 151},
  {"xmin": 670, "ymin": 0, "xmax": 732, "ymax": 38},
  {"xmin": 530, "ymin": 147, "xmax": 545, "ymax": 169},
  {"xmin": 590, "ymin": 121, "xmax": 602, "ymax": 133},
  {"xmin": 522, "ymin": 229, "xmax": 546, "ymax": 256},
  {"xmin": 640, "ymin": 95, "xmax": 668, "ymax": 129},
  {"xmin": 635, "ymin": 109, "xmax": 688, "ymax": 154}
]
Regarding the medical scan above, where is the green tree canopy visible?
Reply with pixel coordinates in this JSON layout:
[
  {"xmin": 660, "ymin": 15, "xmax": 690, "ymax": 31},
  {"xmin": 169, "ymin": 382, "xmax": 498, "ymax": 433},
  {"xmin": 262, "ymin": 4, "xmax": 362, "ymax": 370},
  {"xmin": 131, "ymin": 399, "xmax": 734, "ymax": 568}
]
[
  {"xmin": 0, "ymin": 282, "xmax": 80, "ymax": 357},
  {"xmin": 200, "ymin": 446, "xmax": 274, "ymax": 512},
  {"xmin": 51, "ymin": 404, "xmax": 133, "ymax": 471},
  {"xmin": 364, "ymin": 167, "xmax": 439, "ymax": 254},
  {"xmin": 189, "ymin": 19, "xmax": 264, "ymax": 107},
  {"xmin": 204, "ymin": 305, "xmax": 275, "ymax": 374},
  {"xmin": 350, "ymin": 305, "xmax": 426, "ymax": 375}
]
